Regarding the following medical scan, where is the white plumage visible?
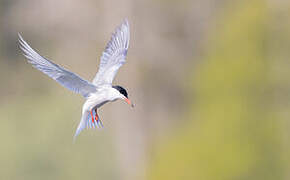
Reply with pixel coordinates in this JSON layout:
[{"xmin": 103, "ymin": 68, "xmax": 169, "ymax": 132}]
[
  {"xmin": 93, "ymin": 20, "xmax": 130, "ymax": 86},
  {"xmin": 19, "ymin": 19, "xmax": 132, "ymax": 139}
]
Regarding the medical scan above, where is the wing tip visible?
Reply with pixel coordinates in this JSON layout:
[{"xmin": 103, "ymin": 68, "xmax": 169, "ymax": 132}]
[
  {"xmin": 18, "ymin": 33, "xmax": 27, "ymax": 48},
  {"xmin": 18, "ymin": 33, "xmax": 29, "ymax": 56},
  {"xmin": 122, "ymin": 18, "xmax": 129, "ymax": 32},
  {"xmin": 18, "ymin": 32, "xmax": 23, "ymax": 40},
  {"xmin": 18, "ymin": 33, "xmax": 24, "ymax": 47},
  {"xmin": 121, "ymin": 19, "xmax": 130, "ymax": 49},
  {"xmin": 18, "ymin": 33, "xmax": 35, "ymax": 61},
  {"xmin": 18, "ymin": 33, "xmax": 30, "ymax": 52},
  {"xmin": 123, "ymin": 18, "xmax": 129, "ymax": 27}
]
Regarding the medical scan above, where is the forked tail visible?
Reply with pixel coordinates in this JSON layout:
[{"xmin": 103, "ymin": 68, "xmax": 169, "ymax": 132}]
[{"xmin": 73, "ymin": 110, "xmax": 103, "ymax": 142}]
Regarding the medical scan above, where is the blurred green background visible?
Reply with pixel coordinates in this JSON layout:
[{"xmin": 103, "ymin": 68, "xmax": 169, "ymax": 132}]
[{"xmin": 0, "ymin": 0, "xmax": 290, "ymax": 179}]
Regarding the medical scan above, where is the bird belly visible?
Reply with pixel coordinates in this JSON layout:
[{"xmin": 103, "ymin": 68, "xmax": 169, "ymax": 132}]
[
  {"xmin": 83, "ymin": 94, "xmax": 110, "ymax": 112},
  {"xmin": 93, "ymin": 100, "xmax": 109, "ymax": 109}
]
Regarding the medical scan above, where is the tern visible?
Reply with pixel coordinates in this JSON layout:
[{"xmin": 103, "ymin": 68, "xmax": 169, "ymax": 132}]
[{"xmin": 18, "ymin": 20, "xmax": 133, "ymax": 139}]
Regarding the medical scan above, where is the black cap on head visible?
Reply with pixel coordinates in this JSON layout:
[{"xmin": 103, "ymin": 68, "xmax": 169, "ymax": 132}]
[{"xmin": 113, "ymin": 85, "xmax": 128, "ymax": 98}]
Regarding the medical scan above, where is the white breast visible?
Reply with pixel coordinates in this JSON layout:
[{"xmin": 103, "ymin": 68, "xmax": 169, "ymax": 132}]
[{"xmin": 82, "ymin": 87, "xmax": 120, "ymax": 112}]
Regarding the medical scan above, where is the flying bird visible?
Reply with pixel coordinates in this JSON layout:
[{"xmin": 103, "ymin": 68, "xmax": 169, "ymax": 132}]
[{"xmin": 18, "ymin": 20, "xmax": 133, "ymax": 139}]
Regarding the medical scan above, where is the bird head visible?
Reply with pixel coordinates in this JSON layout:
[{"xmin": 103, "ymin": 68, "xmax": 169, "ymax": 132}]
[{"xmin": 112, "ymin": 85, "xmax": 134, "ymax": 107}]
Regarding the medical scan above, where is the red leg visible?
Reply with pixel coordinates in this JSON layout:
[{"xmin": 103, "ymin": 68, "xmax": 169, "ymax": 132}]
[
  {"xmin": 94, "ymin": 109, "xmax": 99, "ymax": 122},
  {"xmin": 94, "ymin": 109, "xmax": 104, "ymax": 127},
  {"xmin": 90, "ymin": 110, "xmax": 94, "ymax": 123}
]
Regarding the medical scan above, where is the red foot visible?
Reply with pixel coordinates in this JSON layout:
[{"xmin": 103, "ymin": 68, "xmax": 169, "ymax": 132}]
[
  {"xmin": 90, "ymin": 110, "xmax": 94, "ymax": 123},
  {"xmin": 94, "ymin": 109, "xmax": 99, "ymax": 122}
]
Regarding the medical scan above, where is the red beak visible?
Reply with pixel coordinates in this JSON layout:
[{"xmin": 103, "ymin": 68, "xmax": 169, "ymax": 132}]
[{"xmin": 125, "ymin": 98, "xmax": 134, "ymax": 107}]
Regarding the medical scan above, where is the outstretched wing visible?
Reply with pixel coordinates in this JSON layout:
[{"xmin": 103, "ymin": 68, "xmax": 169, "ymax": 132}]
[
  {"xmin": 18, "ymin": 34, "xmax": 97, "ymax": 98},
  {"xmin": 92, "ymin": 19, "xmax": 130, "ymax": 86}
]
